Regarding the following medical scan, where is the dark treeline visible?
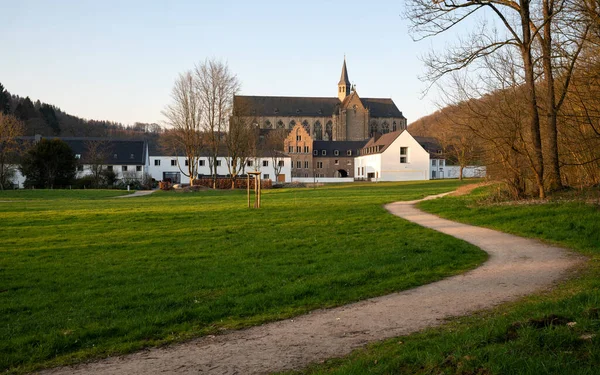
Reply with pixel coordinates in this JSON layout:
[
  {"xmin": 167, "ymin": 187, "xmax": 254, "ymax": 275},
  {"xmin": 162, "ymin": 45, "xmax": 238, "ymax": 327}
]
[{"xmin": 0, "ymin": 82, "xmax": 162, "ymax": 141}]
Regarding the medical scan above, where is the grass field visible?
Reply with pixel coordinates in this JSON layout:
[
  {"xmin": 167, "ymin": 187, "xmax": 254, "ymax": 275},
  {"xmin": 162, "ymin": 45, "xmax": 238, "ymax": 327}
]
[
  {"xmin": 0, "ymin": 180, "xmax": 486, "ymax": 373},
  {"xmin": 288, "ymin": 186, "xmax": 600, "ymax": 375}
]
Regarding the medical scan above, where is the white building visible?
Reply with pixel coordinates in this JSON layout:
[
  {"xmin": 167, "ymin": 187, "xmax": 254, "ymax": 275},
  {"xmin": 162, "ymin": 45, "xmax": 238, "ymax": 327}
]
[
  {"xmin": 10, "ymin": 137, "xmax": 149, "ymax": 188},
  {"xmin": 148, "ymin": 153, "xmax": 292, "ymax": 185},
  {"xmin": 354, "ymin": 130, "xmax": 444, "ymax": 181}
]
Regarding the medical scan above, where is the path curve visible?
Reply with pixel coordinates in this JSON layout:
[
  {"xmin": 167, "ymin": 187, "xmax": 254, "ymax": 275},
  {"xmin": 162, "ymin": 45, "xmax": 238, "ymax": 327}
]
[
  {"xmin": 114, "ymin": 190, "xmax": 156, "ymax": 198},
  {"xmin": 41, "ymin": 193, "xmax": 583, "ymax": 375}
]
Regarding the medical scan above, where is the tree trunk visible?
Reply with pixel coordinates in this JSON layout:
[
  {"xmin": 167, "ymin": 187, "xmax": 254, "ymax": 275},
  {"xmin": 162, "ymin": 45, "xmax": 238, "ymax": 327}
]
[
  {"xmin": 541, "ymin": 0, "xmax": 563, "ymax": 192},
  {"xmin": 520, "ymin": 0, "xmax": 546, "ymax": 199}
]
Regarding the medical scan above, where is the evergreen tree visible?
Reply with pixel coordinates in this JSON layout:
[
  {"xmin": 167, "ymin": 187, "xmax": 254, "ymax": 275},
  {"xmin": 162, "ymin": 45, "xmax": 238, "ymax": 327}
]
[
  {"xmin": 0, "ymin": 83, "xmax": 10, "ymax": 114},
  {"xmin": 39, "ymin": 104, "xmax": 61, "ymax": 135},
  {"xmin": 20, "ymin": 139, "xmax": 77, "ymax": 188}
]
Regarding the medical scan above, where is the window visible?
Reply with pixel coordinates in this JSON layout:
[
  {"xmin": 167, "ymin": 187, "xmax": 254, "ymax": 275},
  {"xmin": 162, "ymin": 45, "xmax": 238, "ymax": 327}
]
[
  {"xmin": 136, "ymin": 166, "xmax": 142, "ymax": 172},
  {"xmin": 400, "ymin": 147, "xmax": 408, "ymax": 163},
  {"xmin": 77, "ymin": 165, "xmax": 83, "ymax": 171},
  {"xmin": 122, "ymin": 166, "xmax": 128, "ymax": 172},
  {"xmin": 346, "ymin": 150, "xmax": 352, "ymax": 156},
  {"xmin": 263, "ymin": 174, "xmax": 270, "ymax": 179},
  {"xmin": 154, "ymin": 159, "xmax": 161, "ymax": 166},
  {"xmin": 322, "ymin": 150, "xmax": 326, "ymax": 156},
  {"xmin": 75, "ymin": 154, "xmax": 81, "ymax": 159},
  {"xmin": 304, "ymin": 173, "xmax": 308, "ymax": 177},
  {"xmin": 317, "ymin": 162, "xmax": 323, "ymax": 169},
  {"xmin": 296, "ymin": 135, "xmax": 302, "ymax": 141},
  {"xmin": 199, "ymin": 159, "xmax": 205, "ymax": 166},
  {"xmin": 313, "ymin": 150, "xmax": 318, "ymax": 156},
  {"xmin": 288, "ymin": 146, "xmax": 293, "ymax": 153},
  {"xmin": 113, "ymin": 153, "xmax": 118, "ymax": 159},
  {"xmin": 296, "ymin": 146, "xmax": 301, "ymax": 153},
  {"xmin": 334, "ymin": 159, "xmax": 339, "ymax": 165},
  {"xmin": 296, "ymin": 161, "xmax": 301, "ymax": 168},
  {"xmin": 171, "ymin": 159, "xmax": 177, "ymax": 166},
  {"xmin": 278, "ymin": 160, "xmax": 284, "ymax": 167},
  {"xmin": 216, "ymin": 160, "xmax": 221, "ymax": 167},
  {"xmin": 247, "ymin": 160, "xmax": 254, "ymax": 167},
  {"xmin": 302, "ymin": 120, "xmax": 310, "ymax": 133},
  {"xmin": 304, "ymin": 146, "xmax": 309, "ymax": 153},
  {"xmin": 314, "ymin": 121, "xmax": 322, "ymax": 140},
  {"xmin": 277, "ymin": 120, "xmax": 285, "ymax": 129},
  {"xmin": 334, "ymin": 150, "xmax": 339, "ymax": 156},
  {"xmin": 304, "ymin": 161, "xmax": 309, "ymax": 169},
  {"xmin": 347, "ymin": 160, "xmax": 352, "ymax": 166},
  {"xmin": 107, "ymin": 165, "xmax": 113, "ymax": 171},
  {"xmin": 264, "ymin": 120, "xmax": 272, "ymax": 129},
  {"xmin": 185, "ymin": 160, "xmax": 189, "ymax": 166},
  {"xmin": 432, "ymin": 159, "xmax": 437, "ymax": 166},
  {"xmin": 130, "ymin": 153, "xmax": 135, "ymax": 159},
  {"xmin": 262, "ymin": 160, "xmax": 269, "ymax": 167}
]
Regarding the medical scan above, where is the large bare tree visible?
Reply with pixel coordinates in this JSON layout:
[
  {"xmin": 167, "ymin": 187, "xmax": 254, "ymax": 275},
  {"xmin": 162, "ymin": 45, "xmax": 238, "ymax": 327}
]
[
  {"xmin": 195, "ymin": 59, "xmax": 240, "ymax": 188},
  {"xmin": 162, "ymin": 71, "xmax": 205, "ymax": 186},
  {"xmin": 406, "ymin": 0, "xmax": 594, "ymax": 197},
  {"xmin": 84, "ymin": 140, "xmax": 112, "ymax": 188},
  {"xmin": 0, "ymin": 113, "xmax": 24, "ymax": 190}
]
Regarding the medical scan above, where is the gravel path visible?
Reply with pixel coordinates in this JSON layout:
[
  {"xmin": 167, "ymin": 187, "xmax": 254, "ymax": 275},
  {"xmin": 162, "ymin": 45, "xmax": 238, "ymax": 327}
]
[
  {"xmin": 113, "ymin": 190, "xmax": 156, "ymax": 198},
  {"xmin": 40, "ymin": 193, "xmax": 583, "ymax": 375}
]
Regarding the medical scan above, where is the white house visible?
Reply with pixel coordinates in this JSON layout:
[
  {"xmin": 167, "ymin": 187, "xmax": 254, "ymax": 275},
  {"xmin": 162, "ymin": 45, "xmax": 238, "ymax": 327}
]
[
  {"xmin": 354, "ymin": 130, "xmax": 444, "ymax": 181},
  {"xmin": 148, "ymin": 151, "xmax": 292, "ymax": 185},
  {"xmin": 10, "ymin": 136, "xmax": 150, "ymax": 188}
]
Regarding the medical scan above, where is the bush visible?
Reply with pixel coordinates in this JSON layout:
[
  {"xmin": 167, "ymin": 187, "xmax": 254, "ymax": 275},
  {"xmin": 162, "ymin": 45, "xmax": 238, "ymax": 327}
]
[
  {"xmin": 192, "ymin": 177, "xmax": 272, "ymax": 189},
  {"xmin": 74, "ymin": 175, "xmax": 95, "ymax": 189}
]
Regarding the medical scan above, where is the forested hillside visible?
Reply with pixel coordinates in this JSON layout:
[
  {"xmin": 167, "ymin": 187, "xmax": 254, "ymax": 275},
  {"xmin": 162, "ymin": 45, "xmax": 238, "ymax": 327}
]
[
  {"xmin": 404, "ymin": 0, "xmax": 600, "ymax": 198},
  {"xmin": 0, "ymin": 82, "xmax": 162, "ymax": 140}
]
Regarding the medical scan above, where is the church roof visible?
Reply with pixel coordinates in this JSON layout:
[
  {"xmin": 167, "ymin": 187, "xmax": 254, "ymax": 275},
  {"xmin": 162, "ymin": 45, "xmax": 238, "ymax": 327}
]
[
  {"xmin": 234, "ymin": 95, "xmax": 405, "ymax": 119},
  {"xmin": 338, "ymin": 59, "xmax": 351, "ymax": 86}
]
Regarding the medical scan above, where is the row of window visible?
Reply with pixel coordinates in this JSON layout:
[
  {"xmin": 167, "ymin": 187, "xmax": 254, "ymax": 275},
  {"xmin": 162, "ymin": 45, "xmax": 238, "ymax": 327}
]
[
  {"xmin": 288, "ymin": 145, "xmax": 311, "ymax": 153},
  {"xmin": 311, "ymin": 149, "xmax": 353, "ymax": 156},
  {"xmin": 77, "ymin": 165, "xmax": 143, "ymax": 172},
  {"xmin": 154, "ymin": 159, "xmax": 284, "ymax": 168},
  {"xmin": 75, "ymin": 153, "xmax": 137, "ymax": 160}
]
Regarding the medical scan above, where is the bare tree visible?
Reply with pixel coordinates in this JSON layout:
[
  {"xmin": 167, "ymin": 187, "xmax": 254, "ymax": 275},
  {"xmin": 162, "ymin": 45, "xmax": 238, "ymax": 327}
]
[
  {"xmin": 264, "ymin": 129, "xmax": 288, "ymax": 183},
  {"xmin": 0, "ymin": 113, "xmax": 24, "ymax": 190},
  {"xmin": 225, "ymin": 110, "xmax": 256, "ymax": 189},
  {"xmin": 406, "ymin": 0, "xmax": 595, "ymax": 197},
  {"xmin": 162, "ymin": 71, "xmax": 205, "ymax": 186},
  {"xmin": 84, "ymin": 140, "xmax": 112, "ymax": 188},
  {"xmin": 195, "ymin": 59, "xmax": 240, "ymax": 188}
]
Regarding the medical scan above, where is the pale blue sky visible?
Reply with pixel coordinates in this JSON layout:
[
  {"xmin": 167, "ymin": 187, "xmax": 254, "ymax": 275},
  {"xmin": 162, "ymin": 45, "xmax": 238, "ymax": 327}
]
[{"xmin": 1, "ymin": 0, "xmax": 464, "ymax": 126}]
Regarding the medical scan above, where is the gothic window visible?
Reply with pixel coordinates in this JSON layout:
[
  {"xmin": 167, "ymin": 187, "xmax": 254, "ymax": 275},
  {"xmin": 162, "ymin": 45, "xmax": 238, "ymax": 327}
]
[
  {"xmin": 381, "ymin": 122, "xmax": 390, "ymax": 134},
  {"xmin": 314, "ymin": 121, "xmax": 323, "ymax": 140},
  {"xmin": 277, "ymin": 120, "xmax": 285, "ymax": 129},
  {"xmin": 392, "ymin": 121, "xmax": 397, "ymax": 132},
  {"xmin": 289, "ymin": 120, "xmax": 296, "ymax": 129},
  {"xmin": 370, "ymin": 122, "xmax": 378, "ymax": 137},
  {"xmin": 302, "ymin": 120, "xmax": 310, "ymax": 133},
  {"xmin": 264, "ymin": 120, "xmax": 272, "ymax": 129},
  {"xmin": 325, "ymin": 121, "xmax": 333, "ymax": 141}
]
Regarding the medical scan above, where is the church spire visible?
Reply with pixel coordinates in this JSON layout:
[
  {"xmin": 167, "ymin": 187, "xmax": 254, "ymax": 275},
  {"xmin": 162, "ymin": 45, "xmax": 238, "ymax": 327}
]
[{"xmin": 338, "ymin": 57, "xmax": 351, "ymax": 101}]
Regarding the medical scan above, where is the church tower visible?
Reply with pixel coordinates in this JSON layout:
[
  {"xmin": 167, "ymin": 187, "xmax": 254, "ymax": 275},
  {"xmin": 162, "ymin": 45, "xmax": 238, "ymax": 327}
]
[{"xmin": 338, "ymin": 58, "xmax": 351, "ymax": 101}]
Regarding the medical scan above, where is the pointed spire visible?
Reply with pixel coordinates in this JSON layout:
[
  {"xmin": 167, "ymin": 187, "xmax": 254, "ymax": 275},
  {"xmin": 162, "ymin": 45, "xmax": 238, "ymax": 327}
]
[{"xmin": 338, "ymin": 58, "xmax": 350, "ymax": 86}]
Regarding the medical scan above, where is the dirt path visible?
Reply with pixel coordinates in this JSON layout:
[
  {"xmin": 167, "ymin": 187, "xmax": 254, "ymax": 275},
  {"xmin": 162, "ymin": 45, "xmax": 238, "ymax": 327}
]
[
  {"xmin": 113, "ymin": 190, "xmax": 156, "ymax": 198},
  {"xmin": 40, "ymin": 193, "xmax": 583, "ymax": 375}
]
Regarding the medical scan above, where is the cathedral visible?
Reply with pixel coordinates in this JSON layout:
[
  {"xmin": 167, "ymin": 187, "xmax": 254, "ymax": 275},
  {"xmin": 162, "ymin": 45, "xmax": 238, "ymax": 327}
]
[{"xmin": 233, "ymin": 59, "xmax": 407, "ymax": 141}]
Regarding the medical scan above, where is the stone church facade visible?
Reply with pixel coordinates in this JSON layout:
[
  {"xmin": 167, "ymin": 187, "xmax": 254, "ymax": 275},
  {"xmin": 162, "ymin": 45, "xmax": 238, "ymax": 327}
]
[{"xmin": 233, "ymin": 59, "xmax": 407, "ymax": 142}]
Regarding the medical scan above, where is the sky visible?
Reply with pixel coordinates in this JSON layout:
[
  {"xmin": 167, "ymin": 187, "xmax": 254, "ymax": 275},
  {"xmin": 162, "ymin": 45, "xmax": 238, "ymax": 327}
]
[{"xmin": 1, "ymin": 0, "xmax": 468, "ymax": 126}]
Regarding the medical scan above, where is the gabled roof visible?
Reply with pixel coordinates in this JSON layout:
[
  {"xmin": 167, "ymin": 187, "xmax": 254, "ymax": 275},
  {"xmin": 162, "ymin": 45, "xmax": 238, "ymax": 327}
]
[
  {"xmin": 313, "ymin": 140, "xmax": 368, "ymax": 157},
  {"xmin": 359, "ymin": 131, "xmax": 444, "ymax": 157},
  {"xmin": 17, "ymin": 136, "xmax": 147, "ymax": 165},
  {"xmin": 234, "ymin": 95, "xmax": 405, "ymax": 119},
  {"xmin": 361, "ymin": 130, "xmax": 403, "ymax": 154}
]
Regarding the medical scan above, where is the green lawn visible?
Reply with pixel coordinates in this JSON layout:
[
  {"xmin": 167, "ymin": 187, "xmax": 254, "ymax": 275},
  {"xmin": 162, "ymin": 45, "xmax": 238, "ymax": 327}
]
[
  {"xmin": 0, "ymin": 180, "xmax": 486, "ymax": 373},
  {"xmin": 289, "ymin": 185, "xmax": 600, "ymax": 375}
]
